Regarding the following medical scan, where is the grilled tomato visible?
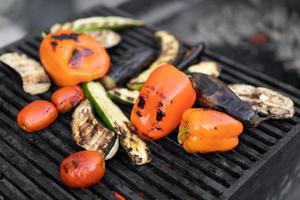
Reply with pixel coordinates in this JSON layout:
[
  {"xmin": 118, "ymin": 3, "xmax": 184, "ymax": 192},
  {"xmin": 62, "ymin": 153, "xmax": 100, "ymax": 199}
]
[
  {"xmin": 60, "ymin": 151, "xmax": 105, "ymax": 188},
  {"xmin": 17, "ymin": 100, "xmax": 58, "ymax": 133},
  {"xmin": 51, "ymin": 85, "xmax": 85, "ymax": 113},
  {"xmin": 39, "ymin": 30, "xmax": 110, "ymax": 86}
]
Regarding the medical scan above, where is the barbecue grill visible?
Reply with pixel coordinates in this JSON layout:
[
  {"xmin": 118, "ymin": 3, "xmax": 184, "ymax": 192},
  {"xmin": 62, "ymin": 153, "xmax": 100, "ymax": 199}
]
[{"xmin": 0, "ymin": 5, "xmax": 300, "ymax": 200}]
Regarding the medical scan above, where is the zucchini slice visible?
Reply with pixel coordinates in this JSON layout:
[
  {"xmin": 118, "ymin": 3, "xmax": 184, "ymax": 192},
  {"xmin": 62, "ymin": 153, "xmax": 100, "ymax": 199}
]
[
  {"xmin": 108, "ymin": 88, "xmax": 139, "ymax": 105},
  {"xmin": 82, "ymin": 81, "xmax": 152, "ymax": 165},
  {"xmin": 101, "ymin": 47, "xmax": 154, "ymax": 89},
  {"xmin": 71, "ymin": 99, "xmax": 119, "ymax": 160},
  {"xmin": 86, "ymin": 30, "xmax": 121, "ymax": 49},
  {"xmin": 127, "ymin": 31, "xmax": 182, "ymax": 90},
  {"xmin": 187, "ymin": 61, "xmax": 221, "ymax": 77},
  {"xmin": 50, "ymin": 16, "xmax": 144, "ymax": 33},
  {"xmin": 0, "ymin": 52, "xmax": 51, "ymax": 95}
]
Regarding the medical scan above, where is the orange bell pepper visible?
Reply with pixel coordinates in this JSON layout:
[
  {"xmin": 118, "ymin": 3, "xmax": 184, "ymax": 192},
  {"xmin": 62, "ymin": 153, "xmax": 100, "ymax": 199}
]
[
  {"xmin": 39, "ymin": 30, "xmax": 110, "ymax": 86},
  {"xmin": 178, "ymin": 108, "xmax": 243, "ymax": 153},
  {"xmin": 131, "ymin": 64, "xmax": 196, "ymax": 140}
]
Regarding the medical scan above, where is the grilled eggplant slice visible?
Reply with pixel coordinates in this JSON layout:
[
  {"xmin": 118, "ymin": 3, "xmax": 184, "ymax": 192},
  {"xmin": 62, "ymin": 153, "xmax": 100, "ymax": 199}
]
[
  {"xmin": 101, "ymin": 47, "xmax": 154, "ymax": 89},
  {"xmin": 127, "ymin": 31, "xmax": 182, "ymax": 90},
  {"xmin": 86, "ymin": 30, "xmax": 121, "ymax": 48},
  {"xmin": 82, "ymin": 81, "xmax": 152, "ymax": 165},
  {"xmin": 72, "ymin": 99, "xmax": 119, "ymax": 160},
  {"xmin": 229, "ymin": 84, "xmax": 295, "ymax": 119},
  {"xmin": 177, "ymin": 42, "xmax": 205, "ymax": 70},
  {"xmin": 190, "ymin": 73, "xmax": 262, "ymax": 128},
  {"xmin": 50, "ymin": 16, "xmax": 144, "ymax": 33},
  {"xmin": 0, "ymin": 53, "xmax": 51, "ymax": 95},
  {"xmin": 108, "ymin": 88, "xmax": 139, "ymax": 105},
  {"xmin": 187, "ymin": 61, "xmax": 221, "ymax": 77}
]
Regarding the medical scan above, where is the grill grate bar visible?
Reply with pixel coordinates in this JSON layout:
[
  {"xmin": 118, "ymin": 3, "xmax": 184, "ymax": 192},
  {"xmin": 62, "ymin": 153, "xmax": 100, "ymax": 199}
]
[
  {"xmin": 0, "ymin": 155, "xmax": 52, "ymax": 200},
  {"xmin": 0, "ymin": 175, "xmax": 29, "ymax": 200}
]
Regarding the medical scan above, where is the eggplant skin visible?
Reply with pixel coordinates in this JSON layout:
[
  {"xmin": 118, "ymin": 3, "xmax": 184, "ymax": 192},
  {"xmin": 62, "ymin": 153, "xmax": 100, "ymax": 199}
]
[
  {"xmin": 72, "ymin": 99, "xmax": 119, "ymax": 160},
  {"xmin": 102, "ymin": 47, "xmax": 154, "ymax": 89},
  {"xmin": 190, "ymin": 73, "xmax": 261, "ymax": 128}
]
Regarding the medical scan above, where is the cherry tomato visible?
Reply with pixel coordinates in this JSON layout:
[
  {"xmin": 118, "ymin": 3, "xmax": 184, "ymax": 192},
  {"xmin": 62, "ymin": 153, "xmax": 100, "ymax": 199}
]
[
  {"xmin": 60, "ymin": 151, "xmax": 105, "ymax": 188},
  {"xmin": 17, "ymin": 100, "xmax": 58, "ymax": 133},
  {"xmin": 51, "ymin": 85, "xmax": 84, "ymax": 113}
]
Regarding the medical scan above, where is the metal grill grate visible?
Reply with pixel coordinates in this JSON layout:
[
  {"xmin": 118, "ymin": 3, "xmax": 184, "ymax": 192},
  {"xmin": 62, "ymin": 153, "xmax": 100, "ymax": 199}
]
[{"xmin": 0, "ymin": 5, "xmax": 300, "ymax": 200}]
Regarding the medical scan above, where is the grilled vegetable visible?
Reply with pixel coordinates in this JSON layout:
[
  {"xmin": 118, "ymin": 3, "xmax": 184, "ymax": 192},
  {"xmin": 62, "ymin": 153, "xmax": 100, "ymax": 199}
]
[
  {"xmin": 108, "ymin": 88, "xmax": 139, "ymax": 105},
  {"xmin": 39, "ymin": 30, "xmax": 110, "ymax": 86},
  {"xmin": 228, "ymin": 84, "xmax": 295, "ymax": 119},
  {"xmin": 85, "ymin": 30, "xmax": 121, "ymax": 49},
  {"xmin": 50, "ymin": 16, "xmax": 144, "ymax": 33},
  {"xmin": 176, "ymin": 42, "xmax": 205, "ymax": 70},
  {"xmin": 51, "ymin": 85, "xmax": 85, "ymax": 113},
  {"xmin": 127, "ymin": 31, "xmax": 182, "ymax": 90},
  {"xmin": 72, "ymin": 100, "xmax": 119, "ymax": 160},
  {"xmin": 187, "ymin": 61, "xmax": 221, "ymax": 77},
  {"xmin": 82, "ymin": 81, "xmax": 152, "ymax": 165},
  {"xmin": 0, "ymin": 53, "xmax": 51, "ymax": 95},
  {"xmin": 101, "ymin": 47, "xmax": 153, "ymax": 89},
  {"xmin": 17, "ymin": 100, "xmax": 58, "ymax": 133},
  {"xmin": 60, "ymin": 150, "xmax": 105, "ymax": 188},
  {"xmin": 131, "ymin": 64, "xmax": 196, "ymax": 140},
  {"xmin": 178, "ymin": 108, "xmax": 243, "ymax": 153},
  {"xmin": 190, "ymin": 73, "xmax": 261, "ymax": 128}
]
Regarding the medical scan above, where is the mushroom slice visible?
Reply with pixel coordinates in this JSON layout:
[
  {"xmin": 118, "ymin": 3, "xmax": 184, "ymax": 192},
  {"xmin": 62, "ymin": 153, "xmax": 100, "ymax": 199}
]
[
  {"xmin": 229, "ymin": 84, "xmax": 295, "ymax": 119},
  {"xmin": 0, "ymin": 52, "xmax": 51, "ymax": 95},
  {"xmin": 86, "ymin": 30, "xmax": 121, "ymax": 49},
  {"xmin": 71, "ymin": 99, "xmax": 119, "ymax": 160}
]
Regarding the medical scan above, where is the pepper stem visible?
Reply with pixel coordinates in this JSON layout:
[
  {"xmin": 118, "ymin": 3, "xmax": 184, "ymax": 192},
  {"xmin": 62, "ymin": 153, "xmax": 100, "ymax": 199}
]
[{"xmin": 177, "ymin": 127, "xmax": 189, "ymax": 144}]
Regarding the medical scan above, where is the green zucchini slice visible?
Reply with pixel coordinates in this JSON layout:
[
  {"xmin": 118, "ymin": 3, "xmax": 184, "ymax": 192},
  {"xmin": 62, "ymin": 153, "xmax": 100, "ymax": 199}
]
[
  {"xmin": 127, "ymin": 31, "xmax": 182, "ymax": 90},
  {"xmin": 82, "ymin": 81, "xmax": 152, "ymax": 165},
  {"xmin": 71, "ymin": 99, "xmax": 119, "ymax": 160},
  {"xmin": 108, "ymin": 88, "xmax": 139, "ymax": 105},
  {"xmin": 50, "ymin": 16, "xmax": 144, "ymax": 33}
]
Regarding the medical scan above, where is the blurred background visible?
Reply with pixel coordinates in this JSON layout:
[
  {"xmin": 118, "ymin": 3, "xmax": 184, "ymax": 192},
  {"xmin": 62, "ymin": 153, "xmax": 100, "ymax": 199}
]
[{"xmin": 0, "ymin": 0, "xmax": 299, "ymax": 199}]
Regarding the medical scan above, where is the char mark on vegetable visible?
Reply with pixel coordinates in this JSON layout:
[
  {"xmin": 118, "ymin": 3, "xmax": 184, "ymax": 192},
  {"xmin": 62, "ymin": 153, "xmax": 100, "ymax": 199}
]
[
  {"xmin": 50, "ymin": 41, "xmax": 58, "ymax": 50},
  {"xmin": 137, "ymin": 96, "xmax": 146, "ymax": 109},
  {"xmin": 156, "ymin": 109, "xmax": 165, "ymax": 121},
  {"xmin": 71, "ymin": 159, "xmax": 79, "ymax": 168},
  {"xmin": 69, "ymin": 48, "xmax": 94, "ymax": 66},
  {"xmin": 52, "ymin": 33, "xmax": 81, "ymax": 41}
]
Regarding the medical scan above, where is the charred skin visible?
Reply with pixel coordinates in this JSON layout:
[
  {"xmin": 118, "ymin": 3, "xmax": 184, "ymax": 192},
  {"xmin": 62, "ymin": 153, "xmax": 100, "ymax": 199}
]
[
  {"xmin": 101, "ymin": 47, "xmax": 154, "ymax": 89},
  {"xmin": 190, "ymin": 73, "xmax": 261, "ymax": 128},
  {"xmin": 72, "ymin": 99, "xmax": 119, "ymax": 160}
]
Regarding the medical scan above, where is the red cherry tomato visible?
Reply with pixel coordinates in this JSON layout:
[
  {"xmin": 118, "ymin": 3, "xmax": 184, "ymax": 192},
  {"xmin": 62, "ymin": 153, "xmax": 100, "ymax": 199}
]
[
  {"xmin": 51, "ymin": 85, "xmax": 84, "ymax": 113},
  {"xmin": 17, "ymin": 100, "xmax": 58, "ymax": 133},
  {"xmin": 60, "ymin": 151, "xmax": 105, "ymax": 188}
]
